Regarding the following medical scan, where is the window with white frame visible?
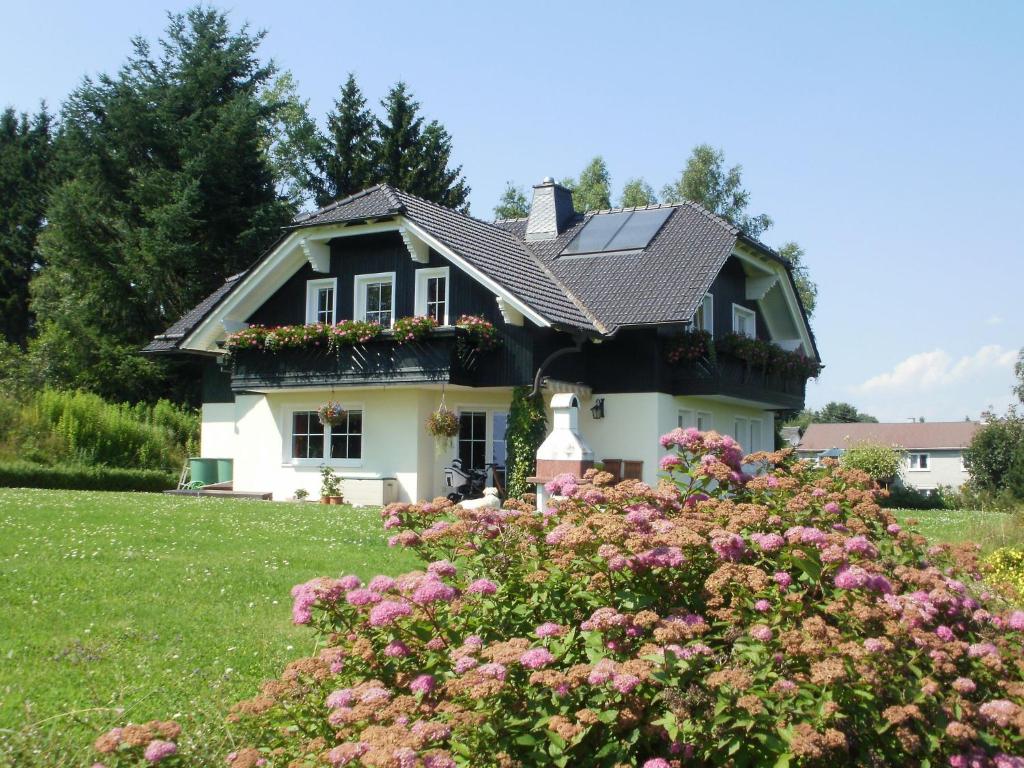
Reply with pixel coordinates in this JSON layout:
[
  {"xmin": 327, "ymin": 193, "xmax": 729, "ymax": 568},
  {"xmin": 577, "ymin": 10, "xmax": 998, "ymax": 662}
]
[
  {"xmin": 749, "ymin": 419, "xmax": 762, "ymax": 453},
  {"xmin": 732, "ymin": 304, "xmax": 756, "ymax": 338},
  {"xmin": 492, "ymin": 412, "xmax": 509, "ymax": 467},
  {"xmin": 305, "ymin": 278, "xmax": 337, "ymax": 325},
  {"xmin": 694, "ymin": 293, "xmax": 714, "ymax": 334},
  {"xmin": 290, "ymin": 409, "xmax": 363, "ymax": 463},
  {"xmin": 354, "ymin": 272, "xmax": 395, "ymax": 329},
  {"xmin": 908, "ymin": 453, "xmax": 930, "ymax": 471},
  {"xmin": 696, "ymin": 411, "xmax": 712, "ymax": 431},
  {"xmin": 459, "ymin": 411, "xmax": 487, "ymax": 470},
  {"xmin": 734, "ymin": 417, "xmax": 749, "ymax": 449},
  {"xmin": 677, "ymin": 409, "xmax": 695, "ymax": 429},
  {"xmin": 414, "ymin": 267, "xmax": 449, "ymax": 325}
]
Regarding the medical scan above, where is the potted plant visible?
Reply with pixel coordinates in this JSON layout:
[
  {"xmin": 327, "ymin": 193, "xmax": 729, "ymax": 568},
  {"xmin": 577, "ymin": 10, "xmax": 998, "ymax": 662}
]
[
  {"xmin": 318, "ymin": 401, "xmax": 347, "ymax": 427},
  {"xmin": 319, "ymin": 465, "xmax": 344, "ymax": 505},
  {"xmin": 426, "ymin": 404, "xmax": 460, "ymax": 449},
  {"xmin": 392, "ymin": 315, "xmax": 438, "ymax": 344},
  {"xmin": 294, "ymin": 488, "xmax": 309, "ymax": 502}
]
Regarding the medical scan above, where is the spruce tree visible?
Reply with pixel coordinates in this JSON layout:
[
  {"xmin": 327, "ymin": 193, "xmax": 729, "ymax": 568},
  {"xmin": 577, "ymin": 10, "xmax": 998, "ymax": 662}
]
[
  {"xmin": 0, "ymin": 106, "xmax": 51, "ymax": 346},
  {"xmin": 318, "ymin": 73, "xmax": 375, "ymax": 205}
]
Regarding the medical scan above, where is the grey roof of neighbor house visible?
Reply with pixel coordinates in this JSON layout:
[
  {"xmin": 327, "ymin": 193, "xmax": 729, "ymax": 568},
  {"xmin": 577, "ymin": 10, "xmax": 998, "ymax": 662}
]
[
  {"xmin": 146, "ymin": 183, "xmax": 816, "ymax": 352},
  {"xmin": 798, "ymin": 422, "xmax": 982, "ymax": 452}
]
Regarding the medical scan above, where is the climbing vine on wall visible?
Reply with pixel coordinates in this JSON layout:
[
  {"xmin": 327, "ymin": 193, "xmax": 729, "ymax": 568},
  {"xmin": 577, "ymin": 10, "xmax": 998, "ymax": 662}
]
[{"xmin": 504, "ymin": 385, "xmax": 547, "ymax": 499}]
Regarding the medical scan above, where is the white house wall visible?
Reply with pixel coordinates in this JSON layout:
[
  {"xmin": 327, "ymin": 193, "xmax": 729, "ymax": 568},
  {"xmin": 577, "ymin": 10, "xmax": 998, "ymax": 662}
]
[
  {"xmin": 227, "ymin": 387, "xmax": 516, "ymax": 503},
  {"xmin": 902, "ymin": 449, "xmax": 969, "ymax": 491},
  {"xmin": 200, "ymin": 402, "xmax": 236, "ymax": 459},
  {"xmin": 577, "ymin": 393, "xmax": 775, "ymax": 488}
]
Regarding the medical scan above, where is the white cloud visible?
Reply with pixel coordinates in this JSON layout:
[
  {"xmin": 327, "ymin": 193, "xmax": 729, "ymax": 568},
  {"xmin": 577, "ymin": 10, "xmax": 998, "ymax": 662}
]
[
  {"xmin": 985, "ymin": 314, "xmax": 1003, "ymax": 326},
  {"xmin": 857, "ymin": 345, "xmax": 1017, "ymax": 394},
  {"xmin": 837, "ymin": 345, "xmax": 1019, "ymax": 422}
]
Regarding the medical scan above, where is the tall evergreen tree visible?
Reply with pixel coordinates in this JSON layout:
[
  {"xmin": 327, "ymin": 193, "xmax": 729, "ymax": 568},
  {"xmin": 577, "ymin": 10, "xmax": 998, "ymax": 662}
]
[
  {"xmin": 318, "ymin": 73, "xmax": 375, "ymax": 206},
  {"xmin": 32, "ymin": 7, "xmax": 290, "ymax": 401},
  {"xmin": 374, "ymin": 82, "xmax": 469, "ymax": 211},
  {"xmin": 662, "ymin": 144, "xmax": 772, "ymax": 237},
  {"xmin": 493, "ymin": 182, "xmax": 529, "ymax": 219},
  {"xmin": 620, "ymin": 177, "xmax": 657, "ymax": 208},
  {"xmin": 0, "ymin": 106, "xmax": 51, "ymax": 346}
]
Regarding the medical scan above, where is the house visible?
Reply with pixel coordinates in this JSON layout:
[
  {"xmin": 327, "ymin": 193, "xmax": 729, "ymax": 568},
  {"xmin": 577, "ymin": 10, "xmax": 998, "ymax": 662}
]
[
  {"xmin": 796, "ymin": 421, "xmax": 981, "ymax": 491},
  {"xmin": 145, "ymin": 179, "xmax": 819, "ymax": 503}
]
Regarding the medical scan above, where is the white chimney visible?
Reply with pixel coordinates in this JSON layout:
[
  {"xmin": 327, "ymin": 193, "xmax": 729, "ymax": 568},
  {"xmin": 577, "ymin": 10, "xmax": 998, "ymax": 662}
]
[{"xmin": 526, "ymin": 177, "xmax": 575, "ymax": 240}]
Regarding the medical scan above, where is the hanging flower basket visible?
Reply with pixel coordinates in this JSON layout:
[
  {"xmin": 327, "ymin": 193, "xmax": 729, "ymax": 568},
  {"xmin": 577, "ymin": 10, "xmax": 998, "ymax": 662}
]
[
  {"xmin": 426, "ymin": 405, "xmax": 459, "ymax": 441},
  {"xmin": 318, "ymin": 401, "xmax": 347, "ymax": 427}
]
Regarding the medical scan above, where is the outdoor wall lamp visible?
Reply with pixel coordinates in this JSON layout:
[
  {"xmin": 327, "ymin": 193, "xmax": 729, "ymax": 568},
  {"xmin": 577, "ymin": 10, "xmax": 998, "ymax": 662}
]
[{"xmin": 590, "ymin": 398, "xmax": 605, "ymax": 419}]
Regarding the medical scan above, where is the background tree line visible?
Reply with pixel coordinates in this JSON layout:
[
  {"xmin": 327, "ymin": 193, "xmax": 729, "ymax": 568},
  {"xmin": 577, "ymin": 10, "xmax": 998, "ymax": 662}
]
[{"xmin": 2, "ymin": 5, "xmax": 823, "ymax": 407}]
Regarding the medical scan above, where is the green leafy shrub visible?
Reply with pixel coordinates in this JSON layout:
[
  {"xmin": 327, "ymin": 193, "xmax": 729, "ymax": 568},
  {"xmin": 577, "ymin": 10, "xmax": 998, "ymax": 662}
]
[
  {"xmin": 0, "ymin": 461, "xmax": 176, "ymax": 492},
  {"xmin": 880, "ymin": 484, "xmax": 945, "ymax": 510},
  {"xmin": 839, "ymin": 441, "xmax": 904, "ymax": 484},
  {"xmin": 504, "ymin": 385, "xmax": 547, "ymax": 498},
  {"xmin": 97, "ymin": 431, "xmax": 1024, "ymax": 766},
  {"xmin": 0, "ymin": 390, "xmax": 197, "ymax": 471},
  {"xmin": 964, "ymin": 410, "xmax": 1024, "ymax": 497}
]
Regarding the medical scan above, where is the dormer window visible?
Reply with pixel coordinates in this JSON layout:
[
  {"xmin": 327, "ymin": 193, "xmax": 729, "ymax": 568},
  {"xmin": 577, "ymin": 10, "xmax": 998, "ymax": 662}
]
[
  {"xmin": 732, "ymin": 304, "xmax": 756, "ymax": 338},
  {"xmin": 355, "ymin": 272, "xmax": 395, "ymax": 329},
  {"xmin": 694, "ymin": 293, "xmax": 714, "ymax": 334},
  {"xmin": 306, "ymin": 278, "xmax": 337, "ymax": 325},
  {"xmin": 415, "ymin": 267, "xmax": 449, "ymax": 325}
]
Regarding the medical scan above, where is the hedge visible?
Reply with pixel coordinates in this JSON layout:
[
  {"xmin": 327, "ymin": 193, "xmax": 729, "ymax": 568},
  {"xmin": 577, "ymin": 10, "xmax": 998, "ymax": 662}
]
[{"xmin": 0, "ymin": 461, "xmax": 177, "ymax": 492}]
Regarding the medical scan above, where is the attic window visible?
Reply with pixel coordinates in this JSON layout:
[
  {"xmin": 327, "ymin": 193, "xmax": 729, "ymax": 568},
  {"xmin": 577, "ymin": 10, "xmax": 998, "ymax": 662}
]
[{"xmin": 560, "ymin": 208, "xmax": 673, "ymax": 256}]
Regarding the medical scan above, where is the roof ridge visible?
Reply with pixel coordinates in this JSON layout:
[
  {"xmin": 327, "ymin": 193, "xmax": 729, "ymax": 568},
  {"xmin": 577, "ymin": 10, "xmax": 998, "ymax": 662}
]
[
  {"xmin": 291, "ymin": 184, "xmax": 402, "ymax": 224},
  {"xmin": 493, "ymin": 216, "xmax": 528, "ymax": 223}
]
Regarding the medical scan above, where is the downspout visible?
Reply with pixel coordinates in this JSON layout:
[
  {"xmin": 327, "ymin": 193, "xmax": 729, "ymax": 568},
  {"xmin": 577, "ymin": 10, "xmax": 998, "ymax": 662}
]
[{"xmin": 529, "ymin": 334, "xmax": 587, "ymax": 397}]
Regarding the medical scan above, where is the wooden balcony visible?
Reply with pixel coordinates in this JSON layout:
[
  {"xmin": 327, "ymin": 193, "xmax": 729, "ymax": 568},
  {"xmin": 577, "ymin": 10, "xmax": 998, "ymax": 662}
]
[
  {"xmin": 666, "ymin": 355, "xmax": 808, "ymax": 410},
  {"xmin": 229, "ymin": 328, "xmax": 481, "ymax": 391}
]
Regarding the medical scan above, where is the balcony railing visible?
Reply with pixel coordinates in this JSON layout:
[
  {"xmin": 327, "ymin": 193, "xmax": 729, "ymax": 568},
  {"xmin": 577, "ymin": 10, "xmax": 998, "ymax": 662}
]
[
  {"xmin": 666, "ymin": 355, "xmax": 808, "ymax": 410},
  {"xmin": 229, "ymin": 328, "xmax": 480, "ymax": 390}
]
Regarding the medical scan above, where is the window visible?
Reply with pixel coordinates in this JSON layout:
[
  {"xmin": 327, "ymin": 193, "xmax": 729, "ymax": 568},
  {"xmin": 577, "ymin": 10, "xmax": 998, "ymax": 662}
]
[
  {"xmin": 459, "ymin": 411, "xmax": 487, "ymax": 470},
  {"xmin": 694, "ymin": 294, "xmax": 714, "ymax": 334},
  {"xmin": 908, "ymin": 453, "xmax": 930, "ymax": 471},
  {"xmin": 292, "ymin": 412, "xmax": 325, "ymax": 459},
  {"xmin": 749, "ymin": 419, "xmax": 762, "ymax": 453},
  {"xmin": 696, "ymin": 412, "xmax": 712, "ymax": 431},
  {"xmin": 677, "ymin": 409, "xmax": 695, "ymax": 429},
  {"xmin": 732, "ymin": 304, "xmax": 756, "ymax": 338},
  {"xmin": 354, "ymin": 272, "xmax": 395, "ymax": 329},
  {"xmin": 492, "ymin": 412, "xmax": 509, "ymax": 467},
  {"xmin": 290, "ymin": 409, "xmax": 362, "ymax": 463},
  {"xmin": 305, "ymin": 279, "xmax": 337, "ymax": 325},
  {"xmin": 734, "ymin": 417, "xmax": 749, "ymax": 449},
  {"xmin": 414, "ymin": 267, "xmax": 449, "ymax": 325},
  {"xmin": 329, "ymin": 410, "xmax": 362, "ymax": 460}
]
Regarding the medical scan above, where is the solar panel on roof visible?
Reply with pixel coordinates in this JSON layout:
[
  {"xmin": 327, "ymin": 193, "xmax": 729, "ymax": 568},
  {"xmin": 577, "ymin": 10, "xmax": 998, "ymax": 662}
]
[{"xmin": 560, "ymin": 208, "xmax": 673, "ymax": 255}]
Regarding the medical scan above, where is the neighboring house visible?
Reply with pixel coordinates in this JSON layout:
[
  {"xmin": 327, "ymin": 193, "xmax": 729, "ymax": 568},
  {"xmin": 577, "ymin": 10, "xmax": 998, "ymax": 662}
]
[
  {"xmin": 796, "ymin": 422, "xmax": 981, "ymax": 491},
  {"xmin": 146, "ymin": 179, "xmax": 818, "ymax": 503}
]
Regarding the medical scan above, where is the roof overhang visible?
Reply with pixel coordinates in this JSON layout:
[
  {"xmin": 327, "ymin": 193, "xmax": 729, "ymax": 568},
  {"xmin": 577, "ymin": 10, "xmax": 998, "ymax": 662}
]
[{"xmin": 180, "ymin": 217, "xmax": 550, "ymax": 353}]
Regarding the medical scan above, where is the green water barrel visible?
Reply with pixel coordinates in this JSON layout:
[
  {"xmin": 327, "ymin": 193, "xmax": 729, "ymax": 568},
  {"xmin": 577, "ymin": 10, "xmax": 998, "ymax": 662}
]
[
  {"xmin": 216, "ymin": 458, "xmax": 233, "ymax": 484},
  {"xmin": 189, "ymin": 457, "xmax": 219, "ymax": 487}
]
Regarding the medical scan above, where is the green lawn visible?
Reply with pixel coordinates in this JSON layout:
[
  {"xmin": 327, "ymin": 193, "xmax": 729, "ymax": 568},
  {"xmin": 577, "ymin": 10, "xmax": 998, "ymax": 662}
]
[
  {"xmin": 0, "ymin": 489, "xmax": 418, "ymax": 767},
  {"xmin": 893, "ymin": 507, "xmax": 1024, "ymax": 552},
  {"xmin": 0, "ymin": 492, "xmax": 1020, "ymax": 766}
]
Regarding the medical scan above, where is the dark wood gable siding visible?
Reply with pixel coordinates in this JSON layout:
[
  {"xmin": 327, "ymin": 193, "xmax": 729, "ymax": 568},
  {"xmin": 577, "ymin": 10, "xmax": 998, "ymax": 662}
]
[
  {"xmin": 248, "ymin": 231, "xmax": 500, "ymax": 327},
  {"xmin": 706, "ymin": 257, "xmax": 769, "ymax": 340}
]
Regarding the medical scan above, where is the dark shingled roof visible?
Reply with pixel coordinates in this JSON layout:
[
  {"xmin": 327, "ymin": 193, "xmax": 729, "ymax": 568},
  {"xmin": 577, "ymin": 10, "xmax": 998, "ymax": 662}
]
[
  {"xmin": 148, "ymin": 184, "xmax": 817, "ymax": 355},
  {"xmin": 142, "ymin": 272, "xmax": 246, "ymax": 353}
]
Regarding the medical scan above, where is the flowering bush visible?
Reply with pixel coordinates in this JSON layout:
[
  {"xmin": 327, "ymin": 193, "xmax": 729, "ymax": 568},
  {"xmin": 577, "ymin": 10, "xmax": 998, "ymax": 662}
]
[
  {"xmin": 454, "ymin": 315, "xmax": 500, "ymax": 352},
  {"xmin": 425, "ymin": 405, "xmax": 459, "ymax": 441},
  {"xmin": 100, "ymin": 432, "xmax": 1024, "ymax": 767},
  {"xmin": 92, "ymin": 720, "xmax": 183, "ymax": 766},
  {"xmin": 319, "ymin": 401, "xmax": 347, "ymax": 427},
  {"xmin": 394, "ymin": 316, "xmax": 439, "ymax": 344},
  {"xmin": 664, "ymin": 329, "xmax": 712, "ymax": 364}
]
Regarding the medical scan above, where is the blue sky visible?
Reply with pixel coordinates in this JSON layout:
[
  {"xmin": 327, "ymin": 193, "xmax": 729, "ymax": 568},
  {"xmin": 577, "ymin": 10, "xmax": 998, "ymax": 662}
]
[{"xmin": 3, "ymin": 1, "xmax": 1022, "ymax": 421}]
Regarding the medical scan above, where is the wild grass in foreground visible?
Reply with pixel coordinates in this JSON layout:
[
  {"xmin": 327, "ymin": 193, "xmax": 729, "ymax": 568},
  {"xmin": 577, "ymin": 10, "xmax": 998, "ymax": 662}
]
[
  {"xmin": 0, "ymin": 489, "xmax": 417, "ymax": 767},
  {"xmin": 893, "ymin": 507, "xmax": 1024, "ymax": 552}
]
